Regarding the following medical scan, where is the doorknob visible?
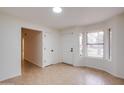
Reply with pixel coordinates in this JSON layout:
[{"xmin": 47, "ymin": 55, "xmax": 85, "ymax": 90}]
[{"xmin": 70, "ymin": 48, "xmax": 73, "ymax": 52}]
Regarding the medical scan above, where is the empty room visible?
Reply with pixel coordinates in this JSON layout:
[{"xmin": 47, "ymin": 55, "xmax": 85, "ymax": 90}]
[{"xmin": 1, "ymin": 7, "xmax": 124, "ymax": 85}]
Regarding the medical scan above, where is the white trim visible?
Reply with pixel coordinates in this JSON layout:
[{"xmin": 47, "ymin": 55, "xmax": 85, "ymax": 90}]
[{"xmin": 79, "ymin": 29, "xmax": 111, "ymax": 60}]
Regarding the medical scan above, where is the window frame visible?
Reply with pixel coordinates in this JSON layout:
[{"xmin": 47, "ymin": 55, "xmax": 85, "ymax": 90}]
[
  {"xmin": 79, "ymin": 29, "xmax": 112, "ymax": 60},
  {"xmin": 108, "ymin": 28, "xmax": 112, "ymax": 60},
  {"xmin": 79, "ymin": 33, "xmax": 83, "ymax": 56},
  {"xmin": 85, "ymin": 31, "xmax": 105, "ymax": 58}
]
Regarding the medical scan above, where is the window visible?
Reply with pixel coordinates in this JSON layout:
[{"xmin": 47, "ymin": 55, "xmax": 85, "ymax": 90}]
[
  {"xmin": 79, "ymin": 30, "xmax": 111, "ymax": 59},
  {"xmin": 86, "ymin": 31, "xmax": 104, "ymax": 58},
  {"xmin": 79, "ymin": 33, "xmax": 83, "ymax": 56}
]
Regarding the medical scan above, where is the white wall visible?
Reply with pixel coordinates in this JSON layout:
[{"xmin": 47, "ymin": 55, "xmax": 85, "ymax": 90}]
[
  {"xmin": 0, "ymin": 14, "xmax": 21, "ymax": 81},
  {"xmin": 112, "ymin": 14, "xmax": 124, "ymax": 78},
  {"xmin": 60, "ymin": 13, "xmax": 124, "ymax": 79},
  {"xmin": 0, "ymin": 13, "xmax": 60, "ymax": 81}
]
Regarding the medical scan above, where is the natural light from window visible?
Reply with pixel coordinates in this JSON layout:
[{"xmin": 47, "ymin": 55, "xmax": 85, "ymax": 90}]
[
  {"xmin": 86, "ymin": 31, "xmax": 104, "ymax": 58},
  {"xmin": 79, "ymin": 33, "xmax": 83, "ymax": 56}
]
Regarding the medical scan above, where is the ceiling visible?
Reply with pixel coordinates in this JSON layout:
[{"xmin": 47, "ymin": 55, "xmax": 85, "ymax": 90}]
[{"xmin": 0, "ymin": 7, "xmax": 124, "ymax": 30}]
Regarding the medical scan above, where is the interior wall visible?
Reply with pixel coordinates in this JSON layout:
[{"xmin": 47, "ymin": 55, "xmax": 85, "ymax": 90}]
[
  {"xmin": 22, "ymin": 28, "xmax": 42, "ymax": 67},
  {"xmin": 60, "ymin": 13, "xmax": 124, "ymax": 79},
  {"xmin": 0, "ymin": 14, "xmax": 21, "ymax": 81},
  {"xmin": 112, "ymin": 13, "xmax": 124, "ymax": 78},
  {"xmin": 0, "ymin": 13, "xmax": 60, "ymax": 81}
]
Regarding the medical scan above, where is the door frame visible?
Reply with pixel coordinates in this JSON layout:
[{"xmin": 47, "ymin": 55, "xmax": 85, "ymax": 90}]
[{"xmin": 21, "ymin": 27, "xmax": 43, "ymax": 72}]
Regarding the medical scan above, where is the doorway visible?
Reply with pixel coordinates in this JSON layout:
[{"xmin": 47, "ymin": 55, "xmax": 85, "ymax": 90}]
[{"xmin": 21, "ymin": 28, "xmax": 43, "ymax": 72}]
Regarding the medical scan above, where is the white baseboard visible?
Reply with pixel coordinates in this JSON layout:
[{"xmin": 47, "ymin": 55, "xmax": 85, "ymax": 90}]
[{"xmin": 0, "ymin": 73, "xmax": 21, "ymax": 82}]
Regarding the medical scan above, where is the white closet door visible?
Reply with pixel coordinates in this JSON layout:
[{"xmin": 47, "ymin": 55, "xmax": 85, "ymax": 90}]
[{"xmin": 62, "ymin": 33, "xmax": 74, "ymax": 65}]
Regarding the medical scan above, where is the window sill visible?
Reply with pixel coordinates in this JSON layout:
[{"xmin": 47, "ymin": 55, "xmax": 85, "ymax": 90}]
[
  {"xmin": 81, "ymin": 56, "xmax": 105, "ymax": 60},
  {"xmin": 105, "ymin": 59, "xmax": 112, "ymax": 62},
  {"xmin": 80, "ymin": 55, "xmax": 112, "ymax": 62},
  {"xmin": 84, "ymin": 56, "xmax": 103, "ymax": 59}
]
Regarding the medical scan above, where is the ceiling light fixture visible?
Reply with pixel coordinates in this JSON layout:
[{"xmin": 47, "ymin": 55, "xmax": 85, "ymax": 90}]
[{"xmin": 53, "ymin": 7, "xmax": 62, "ymax": 14}]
